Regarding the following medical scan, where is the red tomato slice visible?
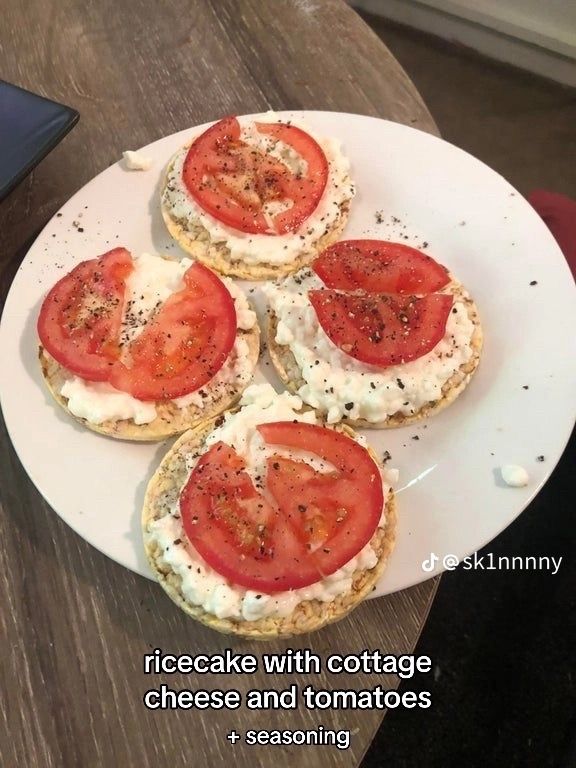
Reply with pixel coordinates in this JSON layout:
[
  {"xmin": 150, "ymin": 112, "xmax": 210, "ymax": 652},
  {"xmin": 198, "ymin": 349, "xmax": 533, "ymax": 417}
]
[
  {"xmin": 109, "ymin": 262, "xmax": 236, "ymax": 401},
  {"xmin": 310, "ymin": 290, "xmax": 453, "ymax": 367},
  {"xmin": 37, "ymin": 248, "xmax": 133, "ymax": 381},
  {"xmin": 181, "ymin": 423, "xmax": 383, "ymax": 593},
  {"xmin": 182, "ymin": 116, "xmax": 328, "ymax": 235},
  {"xmin": 313, "ymin": 240, "xmax": 450, "ymax": 294},
  {"xmin": 254, "ymin": 122, "xmax": 328, "ymax": 234}
]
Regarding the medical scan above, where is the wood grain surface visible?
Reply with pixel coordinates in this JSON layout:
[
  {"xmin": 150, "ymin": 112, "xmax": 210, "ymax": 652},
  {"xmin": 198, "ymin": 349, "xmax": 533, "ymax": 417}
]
[{"xmin": 0, "ymin": 1, "xmax": 439, "ymax": 766}]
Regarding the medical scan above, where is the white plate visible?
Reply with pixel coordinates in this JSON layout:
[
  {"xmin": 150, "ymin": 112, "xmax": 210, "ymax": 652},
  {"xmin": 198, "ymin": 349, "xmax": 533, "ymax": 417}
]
[{"xmin": 1, "ymin": 111, "xmax": 575, "ymax": 598}]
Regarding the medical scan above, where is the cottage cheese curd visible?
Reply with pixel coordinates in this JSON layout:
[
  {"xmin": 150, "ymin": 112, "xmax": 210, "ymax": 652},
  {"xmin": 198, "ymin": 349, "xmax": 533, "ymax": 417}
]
[
  {"xmin": 263, "ymin": 269, "xmax": 476, "ymax": 424},
  {"xmin": 59, "ymin": 253, "xmax": 256, "ymax": 425},
  {"xmin": 500, "ymin": 464, "xmax": 529, "ymax": 487},
  {"xmin": 161, "ymin": 112, "xmax": 355, "ymax": 266},
  {"xmin": 122, "ymin": 150, "xmax": 153, "ymax": 171},
  {"xmin": 145, "ymin": 384, "xmax": 389, "ymax": 622}
]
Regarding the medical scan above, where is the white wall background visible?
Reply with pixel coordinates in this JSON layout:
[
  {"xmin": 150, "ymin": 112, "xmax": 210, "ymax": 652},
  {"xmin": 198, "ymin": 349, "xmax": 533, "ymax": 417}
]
[{"xmin": 354, "ymin": 0, "xmax": 576, "ymax": 86}]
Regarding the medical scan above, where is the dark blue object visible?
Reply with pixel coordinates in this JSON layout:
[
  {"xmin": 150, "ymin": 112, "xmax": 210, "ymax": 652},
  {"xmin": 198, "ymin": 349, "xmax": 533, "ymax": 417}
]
[{"xmin": 0, "ymin": 80, "xmax": 79, "ymax": 201}]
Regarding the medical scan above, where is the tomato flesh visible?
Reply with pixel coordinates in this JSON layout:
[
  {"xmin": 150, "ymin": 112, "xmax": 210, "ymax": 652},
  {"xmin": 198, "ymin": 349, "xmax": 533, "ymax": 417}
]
[
  {"xmin": 181, "ymin": 423, "xmax": 383, "ymax": 593},
  {"xmin": 310, "ymin": 290, "xmax": 453, "ymax": 367},
  {"xmin": 310, "ymin": 239, "xmax": 454, "ymax": 368},
  {"xmin": 182, "ymin": 117, "xmax": 328, "ymax": 235},
  {"xmin": 37, "ymin": 247, "xmax": 133, "ymax": 381},
  {"xmin": 109, "ymin": 262, "xmax": 236, "ymax": 401},
  {"xmin": 313, "ymin": 240, "xmax": 450, "ymax": 294},
  {"xmin": 39, "ymin": 250, "xmax": 237, "ymax": 400},
  {"xmin": 254, "ymin": 122, "xmax": 329, "ymax": 234}
]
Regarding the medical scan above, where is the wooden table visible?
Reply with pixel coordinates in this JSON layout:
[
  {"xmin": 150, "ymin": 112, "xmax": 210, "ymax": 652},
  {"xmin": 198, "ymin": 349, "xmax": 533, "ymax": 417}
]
[{"xmin": 0, "ymin": 1, "xmax": 439, "ymax": 765}]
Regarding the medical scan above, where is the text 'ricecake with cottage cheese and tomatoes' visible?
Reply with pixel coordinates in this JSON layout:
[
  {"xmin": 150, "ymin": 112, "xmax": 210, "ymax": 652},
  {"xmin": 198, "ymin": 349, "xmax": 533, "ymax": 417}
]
[
  {"xmin": 265, "ymin": 240, "xmax": 483, "ymax": 428},
  {"xmin": 161, "ymin": 112, "xmax": 355, "ymax": 281},
  {"xmin": 142, "ymin": 384, "xmax": 397, "ymax": 638},
  {"xmin": 37, "ymin": 248, "xmax": 260, "ymax": 441}
]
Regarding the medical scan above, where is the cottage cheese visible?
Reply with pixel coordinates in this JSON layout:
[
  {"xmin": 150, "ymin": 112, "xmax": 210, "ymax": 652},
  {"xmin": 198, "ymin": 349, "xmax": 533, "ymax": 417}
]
[
  {"xmin": 263, "ymin": 269, "xmax": 476, "ymax": 424},
  {"xmin": 122, "ymin": 150, "xmax": 153, "ymax": 171},
  {"xmin": 500, "ymin": 465, "xmax": 529, "ymax": 487},
  {"xmin": 161, "ymin": 112, "xmax": 355, "ymax": 266},
  {"xmin": 59, "ymin": 253, "xmax": 256, "ymax": 425},
  {"xmin": 145, "ymin": 383, "xmax": 389, "ymax": 621}
]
